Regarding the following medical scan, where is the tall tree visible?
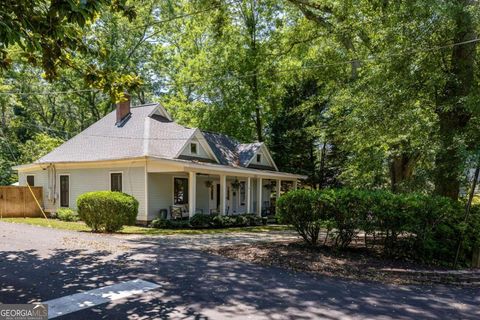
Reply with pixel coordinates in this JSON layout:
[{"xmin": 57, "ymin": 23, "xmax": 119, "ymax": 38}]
[{"xmin": 433, "ymin": 0, "xmax": 478, "ymax": 199}]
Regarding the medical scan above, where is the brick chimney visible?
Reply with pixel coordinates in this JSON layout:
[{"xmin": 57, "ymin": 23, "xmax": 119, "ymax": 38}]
[{"xmin": 116, "ymin": 93, "xmax": 131, "ymax": 125}]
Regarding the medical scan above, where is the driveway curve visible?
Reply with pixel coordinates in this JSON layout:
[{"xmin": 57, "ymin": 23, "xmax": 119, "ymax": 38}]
[{"xmin": 0, "ymin": 221, "xmax": 478, "ymax": 319}]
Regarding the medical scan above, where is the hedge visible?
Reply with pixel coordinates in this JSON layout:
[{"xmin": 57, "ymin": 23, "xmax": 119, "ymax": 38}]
[
  {"xmin": 77, "ymin": 191, "xmax": 139, "ymax": 232},
  {"xmin": 151, "ymin": 213, "xmax": 266, "ymax": 229},
  {"xmin": 276, "ymin": 188, "xmax": 480, "ymax": 266}
]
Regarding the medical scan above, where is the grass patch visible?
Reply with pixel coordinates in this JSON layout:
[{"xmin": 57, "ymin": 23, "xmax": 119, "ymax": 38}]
[{"xmin": 0, "ymin": 217, "xmax": 292, "ymax": 235}]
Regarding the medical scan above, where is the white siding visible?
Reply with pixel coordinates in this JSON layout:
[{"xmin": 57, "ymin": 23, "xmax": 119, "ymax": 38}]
[
  {"xmin": 19, "ymin": 166, "xmax": 146, "ymax": 220},
  {"xmin": 179, "ymin": 137, "xmax": 212, "ymax": 160},
  {"xmin": 147, "ymin": 173, "xmax": 174, "ymax": 220},
  {"xmin": 251, "ymin": 150, "xmax": 275, "ymax": 168},
  {"xmin": 18, "ymin": 170, "xmax": 50, "ymax": 209}
]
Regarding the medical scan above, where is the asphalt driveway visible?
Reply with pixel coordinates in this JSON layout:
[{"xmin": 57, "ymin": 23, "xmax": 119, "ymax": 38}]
[{"xmin": 0, "ymin": 221, "xmax": 478, "ymax": 319}]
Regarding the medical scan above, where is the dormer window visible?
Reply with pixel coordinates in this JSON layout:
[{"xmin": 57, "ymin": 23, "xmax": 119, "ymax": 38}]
[
  {"xmin": 256, "ymin": 154, "xmax": 261, "ymax": 163},
  {"xmin": 190, "ymin": 142, "xmax": 198, "ymax": 155}
]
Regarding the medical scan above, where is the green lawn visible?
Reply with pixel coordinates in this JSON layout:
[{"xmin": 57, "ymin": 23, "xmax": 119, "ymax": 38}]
[{"xmin": 0, "ymin": 217, "xmax": 292, "ymax": 235}]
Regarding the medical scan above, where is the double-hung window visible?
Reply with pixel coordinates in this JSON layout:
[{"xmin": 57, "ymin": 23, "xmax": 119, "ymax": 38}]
[{"xmin": 111, "ymin": 173, "xmax": 122, "ymax": 192}]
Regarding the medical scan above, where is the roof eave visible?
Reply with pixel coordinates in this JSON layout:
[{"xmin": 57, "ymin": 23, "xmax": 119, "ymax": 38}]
[{"xmin": 148, "ymin": 156, "xmax": 306, "ymax": 179}]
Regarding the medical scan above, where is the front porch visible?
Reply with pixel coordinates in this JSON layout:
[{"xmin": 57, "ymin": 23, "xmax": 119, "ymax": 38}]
[{"xmin": 146, "ymin": 168, "xmax": 298, "ymax": 221}]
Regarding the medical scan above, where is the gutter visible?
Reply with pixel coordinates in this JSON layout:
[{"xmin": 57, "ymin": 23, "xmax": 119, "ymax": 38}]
[{"xmin": 12, "ymin": 156, "xmax": 308, "ymax": 180}]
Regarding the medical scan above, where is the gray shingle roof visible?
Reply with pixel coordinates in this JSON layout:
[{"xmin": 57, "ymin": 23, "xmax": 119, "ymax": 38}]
[
  {"xmin": 36, "ymin": 103, "xmax": 271, "ymax": 170},
  {"xmin": 38, "ymin": 104, "xmax": 194, "ymax": 163}
]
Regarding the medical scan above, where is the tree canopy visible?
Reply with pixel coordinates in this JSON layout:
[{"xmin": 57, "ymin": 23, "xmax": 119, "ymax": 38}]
[{"xmin": 1, "ymin": 0, "xmax": 479, "ymax": 200}]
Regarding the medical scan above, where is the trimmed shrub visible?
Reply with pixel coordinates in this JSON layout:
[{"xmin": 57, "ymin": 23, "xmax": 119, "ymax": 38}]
[
  {"xmin": 190, "ymin": 214, "xmax": 213, "ymax": 228},
  {"xmin": 151, "ymin": 218, "xmax": 190, "ymax": 229},
  {"xmin": 244, "ymin": 213, "xmax": 264, "ymax": 226},
  {"xmin": 150, "ymin": 217, "xmax": 169, "ymax": 228},
  {"xmin": 151, "ymin": 213, "xmax": 266, "ymax": 229},
  {"xmin": 276, "ymin": 189, "xmax": 324, "ymax": 245},
  {"xmin": 276, "ymin": 188, "xmax": 480, "ymax": 266},
  {"xmin": 56, "ymin": 208, "xmax": 79, "ymax": 222},
  {"xmin": 77, "ymin": 191, "xmax": 138, "ymax": 232},
  {"xmin": 166, "ymin": 219, "xmax": 191, "ymax": 229},
  {"xmin": 234, "ymin": 214, "xmax": 249, "ymax": 227}
]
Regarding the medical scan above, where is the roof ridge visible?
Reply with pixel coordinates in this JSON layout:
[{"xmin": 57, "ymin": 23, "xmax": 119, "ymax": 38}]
[{"xmin": 131, "ymin": 102, "xmax": 159, "ymax": 109}]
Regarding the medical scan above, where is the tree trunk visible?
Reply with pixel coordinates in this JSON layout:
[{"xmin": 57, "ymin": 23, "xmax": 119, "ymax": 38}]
[
  {"xmin": 318, "ymin": 141, "xmax": 327, "ymax": 188},
  {"xmin": 434, "ymin": 0, "xmax": 477, "ymax": 200},
  {"xmin": 253, "ymin": 74, "xmax": 263, "ymax": 142},
  {"xmin": 454, "ymin": 154, "xmax": 480, "ymax": 267},
  {"xmin": 390, "ymin": 153, "xmax": 418, "ymax": 193}
]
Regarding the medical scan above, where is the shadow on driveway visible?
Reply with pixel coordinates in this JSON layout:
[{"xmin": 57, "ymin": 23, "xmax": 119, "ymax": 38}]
[{"xmin": 1, "ymin": 234, "xmax": 479, "ymax": 319}]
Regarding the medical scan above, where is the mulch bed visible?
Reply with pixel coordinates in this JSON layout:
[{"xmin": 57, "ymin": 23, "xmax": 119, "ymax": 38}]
[{"xmin": 206, "ymin": 241, "xmax": 478, "ymax": 285}]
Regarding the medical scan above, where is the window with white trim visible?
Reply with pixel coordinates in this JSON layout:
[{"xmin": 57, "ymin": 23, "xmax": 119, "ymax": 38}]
[{"xmin": 256, "ymin": 154, "xmax": 261, "ymax": 163}]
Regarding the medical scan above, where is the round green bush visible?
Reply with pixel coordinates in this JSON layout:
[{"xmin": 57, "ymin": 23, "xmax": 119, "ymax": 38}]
[
  {"xmin": 276, "ymin": 189, "xmax": 324, "ymax": 245},
  {"xmin": 77, "ymin": 191, "xmax": 139, "ymax": 232}
]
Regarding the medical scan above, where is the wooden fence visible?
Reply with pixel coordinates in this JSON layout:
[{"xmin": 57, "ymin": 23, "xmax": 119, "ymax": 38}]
[{"xmin": 0, "ymin": 186, "xmax": 43, "ymax": 218}]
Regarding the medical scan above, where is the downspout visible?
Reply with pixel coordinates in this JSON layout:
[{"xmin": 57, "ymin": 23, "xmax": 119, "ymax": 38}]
[{"xmin": 144, "ymin": 156, "xmax": 149, "ymax": 223}]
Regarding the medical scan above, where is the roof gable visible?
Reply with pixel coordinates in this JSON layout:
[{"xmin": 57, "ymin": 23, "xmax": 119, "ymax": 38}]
[
  {"xmin": 148, "ymin": 104, "xmax": 173, "ymax": 121},
  {"xmin": 245, "ymin": 143, "xmax": 278, "ymax": 171},
  {"xmin": 176, "ymin": 129, "xmax": 219, "ymax": 163}
]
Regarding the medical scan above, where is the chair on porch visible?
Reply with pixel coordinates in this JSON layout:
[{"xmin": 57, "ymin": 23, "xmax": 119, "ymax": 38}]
[{"xmin": 170, "ymin": 205, "xmax": 187, "ymax": 220}]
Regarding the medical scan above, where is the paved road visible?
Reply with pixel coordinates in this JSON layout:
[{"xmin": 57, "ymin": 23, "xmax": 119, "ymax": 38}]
[{"xmin": 0, "ymin": 222, "xmax": 478, "ymax": 319}]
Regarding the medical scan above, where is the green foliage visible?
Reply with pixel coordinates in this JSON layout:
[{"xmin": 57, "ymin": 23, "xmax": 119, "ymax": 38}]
[
  {"xmin": 150, "ymin": 218, "xmax": 190, "ymax": 229},
  {"xmin": 18, "ymin": 133, "xmax": 63, "ymax": 164},
  {"xmin": 0, "ymin": 0, "xmax": 135, "ymax": 81},
  {"xmin": 189, "ymin": 214, "xmax": 212, "ymax": 228},
  {"xmin": 151, "ymin": 213, "xmax": 264, "ymax": 229},
  {"xmin": 77, "ymin": 191, "xmax": 138, "ymax": 232},
  {"xmin": 276, "ymin": 189, "xmax": 325, "ymax": 245},
  {"xmin": 1, "ymin": 0, "xmax": 479, "ymax": 202},
  {"xmin": 56, "ymin": 208, "xmax": 79, "ymax": 222},
  {"xmin": 277, "ymin": 188, "xmax": 480, "ymax": 265},
  {"xmin": 150, "ymin": 217, "xmax": 170, "ymax": 229}
]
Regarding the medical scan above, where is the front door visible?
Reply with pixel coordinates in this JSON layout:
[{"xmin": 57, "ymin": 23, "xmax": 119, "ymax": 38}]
[{"xmin": 60, "ymin": 175, "xmax": 69, "ymax": 207}]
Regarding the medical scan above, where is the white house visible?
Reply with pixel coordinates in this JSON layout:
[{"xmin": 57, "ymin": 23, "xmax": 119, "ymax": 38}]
[{"xmin": 13, "ymin": 98, "xmax": 305, "ymax": 224}]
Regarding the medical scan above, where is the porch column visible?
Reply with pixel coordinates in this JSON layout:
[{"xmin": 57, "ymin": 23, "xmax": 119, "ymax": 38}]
[
  {"xmin": 276, "ymin": 179, "xmax": 282, "ymax": 199},
  {"xmin": 256, "ymin": 177, "xmax": 263, "ymax": 216},
  {"xmin": 220, "ymin": 174, "xmax": 227, "ymax": 214},
  {"xmin": 188, "ymin": 171, "xmax": 196, "ymax": 217},
  {"xmin": 293, "ymin": 180, "xmax": 298, "ymax": 190},
  {"xmin": 246, "ymin": 177, "xmax": 251, "ymax": 213}
]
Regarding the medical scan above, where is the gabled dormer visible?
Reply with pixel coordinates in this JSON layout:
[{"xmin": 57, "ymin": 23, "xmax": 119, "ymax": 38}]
[
  {"xmin": 246, "ymin": 143, "xmax": 278, "ymax": 171},
  {"xmin": 148, "ymin": 103, "xmax": 173, "ymax": 122},
  {"xmin": 176, "ymin": 129, "xmax": 220, "ymax": 163}
]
